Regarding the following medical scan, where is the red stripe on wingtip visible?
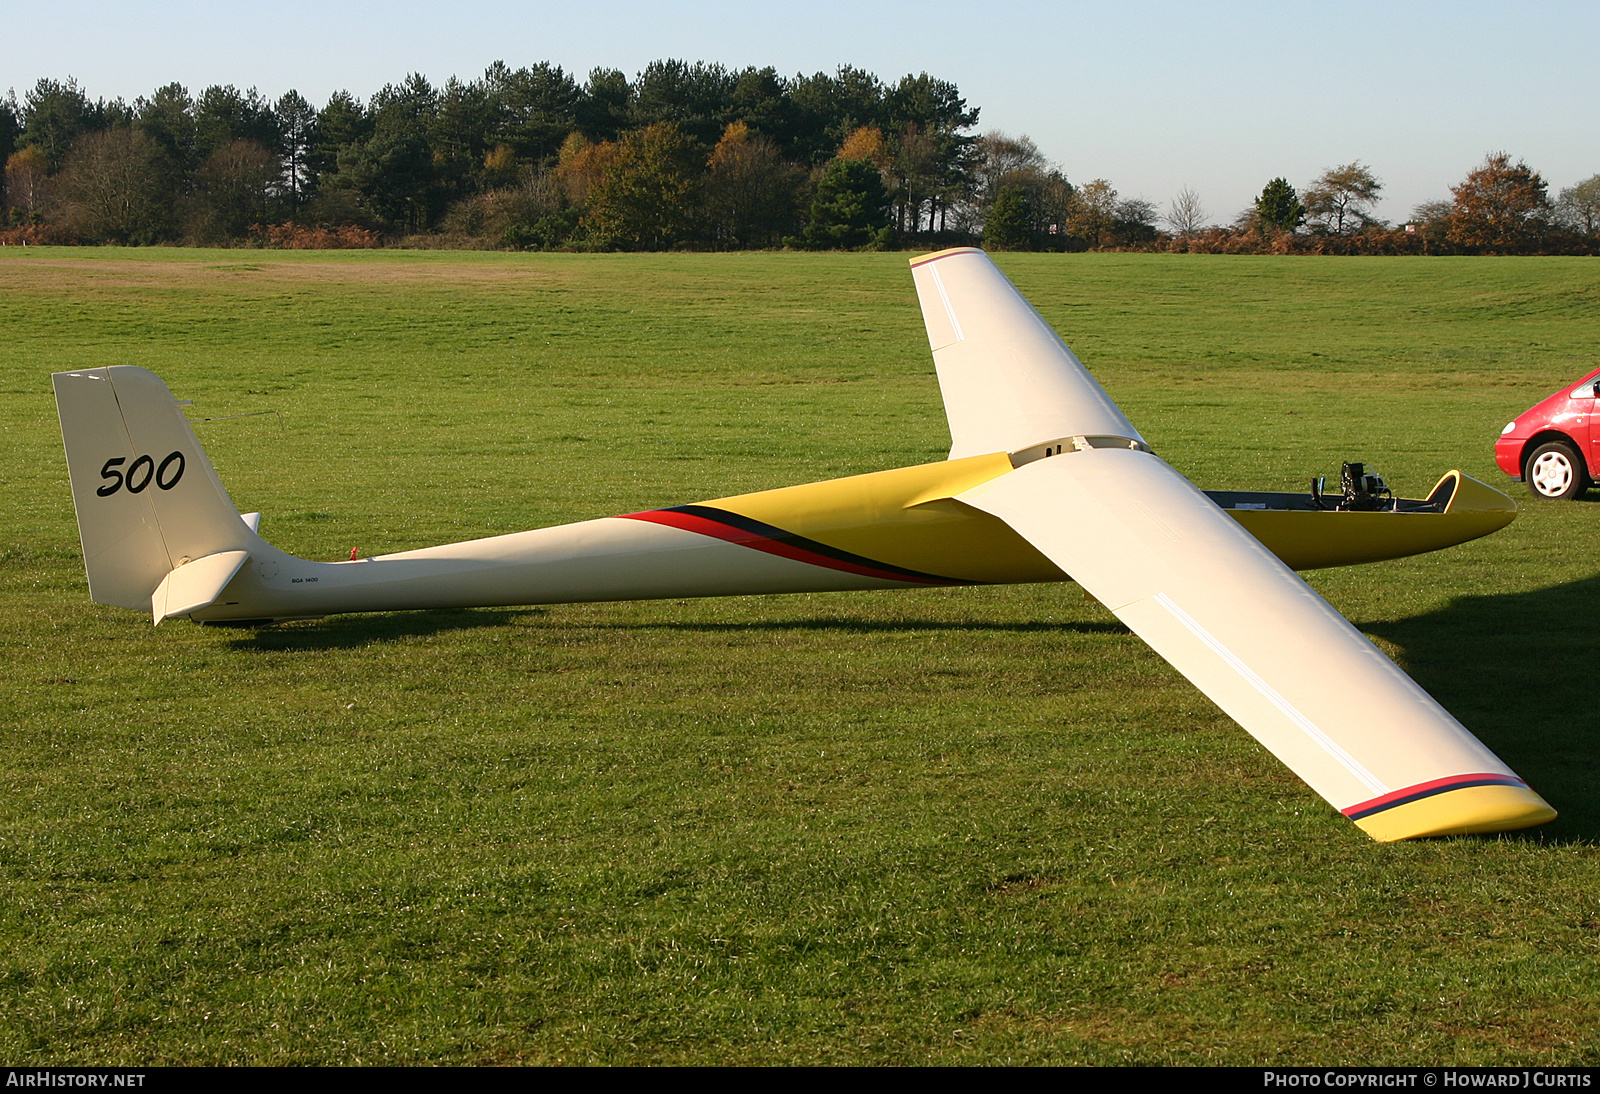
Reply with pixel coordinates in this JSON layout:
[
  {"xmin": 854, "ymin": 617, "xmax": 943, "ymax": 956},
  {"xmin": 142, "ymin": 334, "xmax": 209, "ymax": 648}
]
[
  {"xmin": 1342, "ymin": 773, "xmax": 1528, "ymax": 819},
  {"xmin": 619, "ymin": 509, "xmax": 948, "ymax": 584}
]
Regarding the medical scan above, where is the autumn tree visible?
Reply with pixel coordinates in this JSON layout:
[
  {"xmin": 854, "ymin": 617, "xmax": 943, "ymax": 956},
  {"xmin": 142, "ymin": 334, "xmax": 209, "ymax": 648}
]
[
  {"xmin": 5, "ymin": 146, "xmax": 48, "ymax": 222},
  {"xmin": 552, "ymin": 131, "xmax": 616, "ymax": 210},
  {"xmin": 837, "ymin": 125, "xmax": 891, "ymax": 171},
  {"xmin": 704, "ymin": 121, "xmax": 803, "ymax": 248},
  {"xmin": 1067, "ymin": 179, "xmax": 1118, "ymax": 247},
  {"xmin": 1447, "ymin": 153, "xmax": 1550, "ymax": 252},
  {"xmin": 585, "ymin": 121, "xmax": 702, "ymax": 249},
  {"xmin": 1303, "ymin": 162, "xmax": 1381, "ymax": 235},
  {"xmin": 1255, "ymin": 178, "xmax": 1304, "ymax": 233},
  {"xmin": 481, "ymin": 143, "xmax": 520, "ymax": 189}
]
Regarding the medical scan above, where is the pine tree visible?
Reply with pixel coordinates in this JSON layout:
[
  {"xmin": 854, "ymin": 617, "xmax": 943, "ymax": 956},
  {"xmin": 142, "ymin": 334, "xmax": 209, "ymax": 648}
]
[
  {"xmin": 1255, "ymin": 178, "xmax": 1304, "ymax": 233},
  {"xmin": 798, "ymin": 157, "xmax": 891, "ymax": 250},
  {"xmin": 983, "ymin": 185, "xmax": 1031, "ymax": 250}
]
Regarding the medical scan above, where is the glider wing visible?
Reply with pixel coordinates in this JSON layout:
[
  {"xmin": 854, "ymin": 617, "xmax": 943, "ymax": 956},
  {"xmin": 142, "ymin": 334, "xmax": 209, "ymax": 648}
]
[
  {"xmin": 910, "ymin": 247, "xmax": 1145, "ymax": 460},
  {"xmin": 957, "ymin": 448, "xmax": 1554, "ymax": 840}
]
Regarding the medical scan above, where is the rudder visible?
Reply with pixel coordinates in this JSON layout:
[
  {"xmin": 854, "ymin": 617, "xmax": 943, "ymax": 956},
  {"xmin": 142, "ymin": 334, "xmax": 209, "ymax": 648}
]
[{"xmin": 54, "ymin": 366, "xmax": 257, "ymax": 612}]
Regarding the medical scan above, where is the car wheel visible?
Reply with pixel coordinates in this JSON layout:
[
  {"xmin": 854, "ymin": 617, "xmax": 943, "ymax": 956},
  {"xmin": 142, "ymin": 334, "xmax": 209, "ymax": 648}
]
[{"xmin": 1526, "ymin": 441, "xmax": 1588, "ymax": 500}]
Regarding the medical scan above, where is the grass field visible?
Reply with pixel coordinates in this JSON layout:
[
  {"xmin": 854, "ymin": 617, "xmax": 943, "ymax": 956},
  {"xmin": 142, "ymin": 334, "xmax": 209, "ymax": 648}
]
[{"xmin": 2, "ymin": 248, "xmax": 1599, "ymax": 1065}]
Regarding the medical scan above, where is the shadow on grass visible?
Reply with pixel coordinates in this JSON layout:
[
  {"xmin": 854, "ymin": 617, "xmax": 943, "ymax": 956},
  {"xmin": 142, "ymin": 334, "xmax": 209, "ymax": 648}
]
[
  {"xmin": 220, "ymin": 607, "xmax": 545, "ymax": 651},
  {"xmin": 227, "ymin": 609, "xmax": 1131, "ymax": 651},
  {"xmin": 577, "ymin": 617, "xmax": 1132, "ymax": 636},
  {"xmin": 1362, "ymin": 574, "xmax": 1600, "ymax": 844}
]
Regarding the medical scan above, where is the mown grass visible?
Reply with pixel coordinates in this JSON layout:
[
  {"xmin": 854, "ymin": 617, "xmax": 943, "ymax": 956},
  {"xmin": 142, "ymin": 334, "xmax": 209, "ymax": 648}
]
[{"xmin": 2, "ymin": 248, "xmax": 1599, "ymax": 1065}]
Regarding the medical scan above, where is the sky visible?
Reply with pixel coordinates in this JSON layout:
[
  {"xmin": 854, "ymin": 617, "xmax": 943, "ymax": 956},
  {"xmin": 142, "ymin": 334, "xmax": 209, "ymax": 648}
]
[{"xmin": 5, "ymin": 0, "xmax": 1596, "ymax": 225}]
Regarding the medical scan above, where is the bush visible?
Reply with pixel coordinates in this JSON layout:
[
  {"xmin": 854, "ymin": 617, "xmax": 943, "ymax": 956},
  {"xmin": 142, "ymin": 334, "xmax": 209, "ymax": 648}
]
[{"xmin": 252, "ymin": 223, "xmax": 381, "ymax": 249}]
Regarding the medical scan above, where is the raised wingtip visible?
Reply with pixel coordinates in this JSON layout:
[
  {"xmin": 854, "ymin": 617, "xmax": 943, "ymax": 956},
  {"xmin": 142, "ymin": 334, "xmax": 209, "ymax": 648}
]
[
  {"xmin": 909, "ymin": 246, "xmax": 986, "ymax": 268},
  {"xmin": 1352, "ymin": 779, "xmax": 1556, "ymax": 841}
]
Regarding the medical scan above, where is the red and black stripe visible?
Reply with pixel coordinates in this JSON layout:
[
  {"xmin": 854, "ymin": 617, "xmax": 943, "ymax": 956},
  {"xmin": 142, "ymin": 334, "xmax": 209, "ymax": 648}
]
[
  {"xmin": 620, "ymin": 504, "xmax": 972, "ymax": 586},
  {"xmin": 1342, "ymin": 772, "xmax": 1530, "ymax": 821}
]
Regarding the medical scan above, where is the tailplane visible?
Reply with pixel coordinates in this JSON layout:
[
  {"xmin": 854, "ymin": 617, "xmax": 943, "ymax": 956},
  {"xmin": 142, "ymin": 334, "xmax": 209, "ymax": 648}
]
[{"xmin": 53, "ymin": 366, "xmax": 260, "ymax": 618}]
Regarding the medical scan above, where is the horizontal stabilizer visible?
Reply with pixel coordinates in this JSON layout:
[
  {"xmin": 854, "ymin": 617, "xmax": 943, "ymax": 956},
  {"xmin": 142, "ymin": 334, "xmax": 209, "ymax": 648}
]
[{"xmin": 151, "ymin": 550, "xmax": 250, "ymax": 624}]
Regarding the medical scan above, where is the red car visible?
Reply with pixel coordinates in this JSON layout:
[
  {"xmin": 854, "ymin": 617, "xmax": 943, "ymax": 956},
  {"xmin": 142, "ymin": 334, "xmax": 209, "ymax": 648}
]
[{"xmin": 1495, "ymin": 367, "xmax": 1600, "ymax": 500}]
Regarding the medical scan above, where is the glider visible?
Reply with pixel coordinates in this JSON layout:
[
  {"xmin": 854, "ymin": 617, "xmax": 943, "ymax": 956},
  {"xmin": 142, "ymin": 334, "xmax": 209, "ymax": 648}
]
[{"xmin": 52, "ymin": 247, "xmax": 1553, "ymax": 842}]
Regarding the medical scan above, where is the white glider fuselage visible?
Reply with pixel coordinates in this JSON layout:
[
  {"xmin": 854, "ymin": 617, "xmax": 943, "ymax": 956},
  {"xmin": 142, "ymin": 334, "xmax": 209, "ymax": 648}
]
[
  {"xmin": 207, "ymin": 513, "xmax": 927, "ymax": 621},
  {"xmin": 52, "ymin": 247, "xmax": 1553, "ymax": 842}
]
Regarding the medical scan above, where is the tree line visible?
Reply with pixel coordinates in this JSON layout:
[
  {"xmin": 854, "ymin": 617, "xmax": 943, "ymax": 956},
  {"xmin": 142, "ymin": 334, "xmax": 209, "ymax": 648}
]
[
  {"xmin": 2, "ymin": 66, "xmax": 1595, "ymax": 255},
  {"xmin": 1155, "ymin": 157, "xmax": 1600, "ymax": 256},
  {"xmin": 0, "ymin": 64, "xmax": 997, "ymax": 250}
]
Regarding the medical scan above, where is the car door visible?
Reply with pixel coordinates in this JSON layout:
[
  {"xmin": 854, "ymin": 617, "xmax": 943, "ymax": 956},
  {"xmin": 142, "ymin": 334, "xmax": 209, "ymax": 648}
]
[{"xmin": 1566, "ymin": 376, "xmax": 1599, "ymax": 475}]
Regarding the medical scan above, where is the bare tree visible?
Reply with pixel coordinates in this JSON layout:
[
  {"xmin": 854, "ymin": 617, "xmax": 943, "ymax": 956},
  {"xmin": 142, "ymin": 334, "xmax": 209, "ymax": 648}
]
[
  {"xmin": 1164, "ymin": 186, "xmax": 1208, "ymax": 236},
  {"xmin": 953, "ymin": 130, "xmax": 1050, "ymax": 233},
  {"xmin": 186, "ymin": 138, "xmax": 279, "ymax": 243},
  {"xmin": 971, "ymin": 131, "xmax": 1047, "ymax": 204},
  {"xmin": 1408, "ymin": 199, "xmax": 1453, "ymax": 251},
  {"xmin": 53, "ymin": 128, "xmax": 177, "ymax": 243},
  {"xmin": 1555, "ymin": 175, "xmax": 1600, "ymax": 237},
  {"xmin": 891, "ymin": 122, "xmax": 939, "ymax": 235},
  {"xmin": 1303, "ymin": 162, "xmax": 1382, "ymax": 234}
]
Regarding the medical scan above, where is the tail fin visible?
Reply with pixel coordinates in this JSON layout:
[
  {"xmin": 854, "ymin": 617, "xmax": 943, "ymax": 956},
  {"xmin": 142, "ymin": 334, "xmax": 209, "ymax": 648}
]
[{"xmin": 53, "ymin": 366, "xmax": 259, "ymax": 614}]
